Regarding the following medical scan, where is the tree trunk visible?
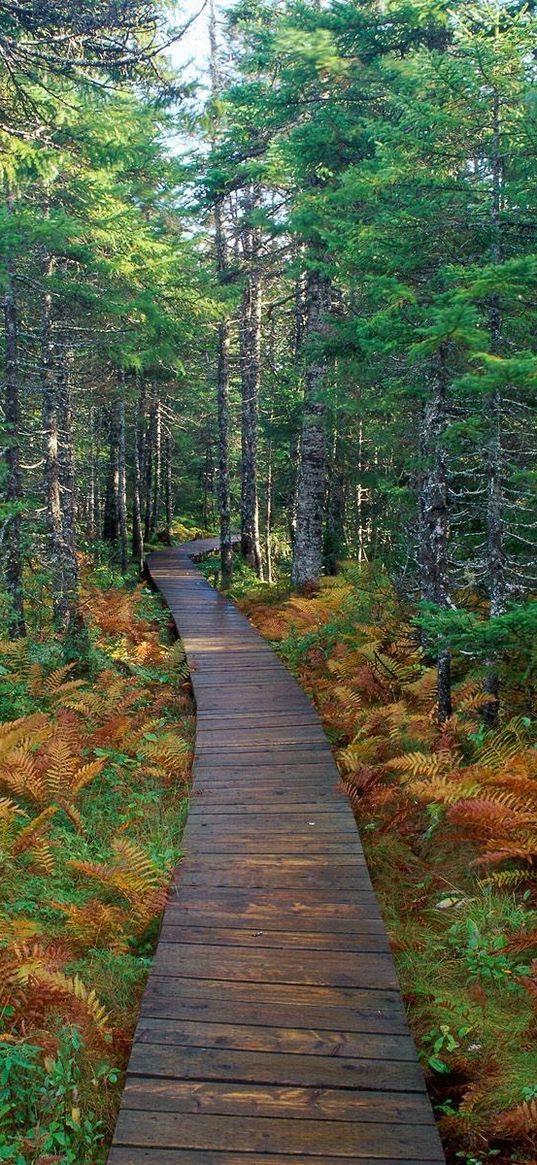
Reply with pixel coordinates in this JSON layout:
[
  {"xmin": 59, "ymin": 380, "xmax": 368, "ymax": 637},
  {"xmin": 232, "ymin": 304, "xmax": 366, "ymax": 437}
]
[
  {"xmin": 103, "ymin": 403, "xmax": 119, "ymax": 545},
  {"xmin": 57, "ymin": 338, "xmax": 79, "ymax": 610},
  {"xmin": 324, "ymin": 424, "xmax": 346, "ymax": 575},
  {"xmin": 483, "ymin": 89, "xmax": 505, "ymax": 727},
  {"xmin": 419, "ymin": 346, "xmax": 452, "ymax": 723},
  {"xmin": 41, "ymin": 274, "xmax": 82, "ymax": 644},
  {"xmin": 288, "ymin": 429, "xmax": 300, "ymax": 549},
  {"xmin": 202, "ymin": 439, "xmax": 214, "ymax": 529},
  {"xmin": 288, "ymin": 270, "xmax": 307, "ymax": 550},
  {"xmin": 132, "ymin": 376, "xmax": 145, "ymax": 571},
  {"xmin": 265, "ymin": 415, "xmax": 274, "ymax": 585},
  {"xmin": 150, "ymin": 396, "xmax": 162, "ymax": 537},
  {"xmin": 209, "ymin": 6, "xmax": 233, "ymax": 586},
  {"xmin": 143, "ymin": 394, "xmax": 155, "ymax": 543},
  {"xmin": 117, "ymin": 392, "xmax": 128, "ymax": 574},
  {"xmin": 3, "ymin": 192, "xmax": 25, "ymax": 636},
  {"xmin": 93, "ymin": 406, "xmax": 103, "ymax": 536},
  {"xmin": 239, "ymin": 187, "xmax": 263, "ymax": 577},
  {"xmin": 88, "ymin": 407, "xmax": 97, "ymax": 540},
  {"xmin": 217, "ymin": 313, "xmax": 233, "ymax": 585},
  {"xmin": 164, "ymin": 429, "xmax": 173, "ymax": 538},
  {"xmin": 291, "ymin": 259, "xmax": 331, "ymax": 589},
  {"xmin": 213, "ymin": 191, "xmax": 233, "ymax": 586}
]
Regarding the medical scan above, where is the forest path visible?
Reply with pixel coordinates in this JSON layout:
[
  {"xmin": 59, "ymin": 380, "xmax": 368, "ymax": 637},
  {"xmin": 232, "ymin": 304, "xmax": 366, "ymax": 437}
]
[{"xmin": 108, "ymin": 539, "xmax": 445, "ymax": 1165}]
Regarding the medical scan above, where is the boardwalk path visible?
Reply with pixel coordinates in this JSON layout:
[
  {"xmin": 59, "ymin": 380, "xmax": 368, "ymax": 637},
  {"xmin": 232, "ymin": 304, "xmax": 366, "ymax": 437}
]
[{"xmin": 108, "ymin": 539, "xmax": 445, "ymax": 1165}]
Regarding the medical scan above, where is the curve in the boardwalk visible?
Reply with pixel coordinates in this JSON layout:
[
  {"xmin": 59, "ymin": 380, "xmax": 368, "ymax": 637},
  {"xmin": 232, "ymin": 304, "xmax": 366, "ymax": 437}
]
[{"xmin": 108, "ymin": 539, "xmax": 445, "ymax": 1165}]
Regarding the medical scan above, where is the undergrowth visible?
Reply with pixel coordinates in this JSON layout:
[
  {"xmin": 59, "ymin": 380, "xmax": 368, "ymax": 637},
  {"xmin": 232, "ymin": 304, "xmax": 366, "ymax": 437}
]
[
  {"xmin": 235, "ymin": 559, "xmax": 537, "ymax": 1165},
  {"xmin": 0, "ymin": 560, "xmax": 193, "ymax": 1164}
]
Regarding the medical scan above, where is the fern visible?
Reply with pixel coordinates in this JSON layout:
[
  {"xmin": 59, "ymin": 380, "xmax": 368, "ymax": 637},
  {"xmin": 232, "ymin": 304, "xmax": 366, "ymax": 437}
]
[
  {"xmin": 387, "ymin": 751, "xmax": 447, "ymax": 778},
  {"xmin": 495, "ymin": 1098, "xmax": 537, "ymax": 1136},
  {"xmin": 69, "ymin": 836, "xmax": 168, "ymax": 921}
]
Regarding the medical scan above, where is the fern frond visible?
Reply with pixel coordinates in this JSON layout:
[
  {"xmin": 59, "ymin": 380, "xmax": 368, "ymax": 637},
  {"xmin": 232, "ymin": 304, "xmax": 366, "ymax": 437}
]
[
  {"xmin": 495, "ymin": 1098, "xmax": 537, "ymax": 1136},
  {"xmin": 479, "ymin": 869, "xmax": 528, "ymax": 891},
  {"xmin": 0, "ymin": 796, "xmax": 25, "ymax": 820},
  {"xmin": 339, "ymin": 735, "xmax": 386, "ymax": 772},
  {"xmin": 406, "ymin": 775, "xmax": 477, "ymax": 805},
  {"xmin": 70, "ymin": 758, "xmax": 105, "ymax": 795},
  {"xmin": 448, "ymin": 797, "xmax": 536, "ymax": 840},
  {"xmin": 387, "ymin": 751, "xmax": 445, "ymax": 778},
  {"xmin": 38, "ymin": 969, "xmax": 110, "ymax": 1033}
]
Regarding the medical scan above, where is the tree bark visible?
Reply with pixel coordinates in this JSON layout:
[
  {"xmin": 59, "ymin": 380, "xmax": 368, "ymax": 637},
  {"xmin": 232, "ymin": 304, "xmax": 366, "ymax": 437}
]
[
  {"xmin": 288, "ymin": 269, "xmax": 307, "ymax": 550},
  {"xmin": 483, "ymin": 88, "xmax": 505, "ymax": 726},
  {"xmin": 265, "ymin": 411, "xmax": 274, "ymax": 585},
  {"xmin": 150, "ymin": 395, "xmax": 162, "ymax": 537},
  {"xmin": 143, "ymin": 393, "xmax": 155, "ymax": 543},
  {"xmin": 324, "ymin": 423, "xmax": 346, "ymax": 575},
  {"xmin": 41, "ymin": 270, "xmax": 82, "ymax": 644},
  {"xmin": 216, "ymin": 309, "xmax": 233, "ymax": 585},
  {"xmin": 209, "ymin": 3, "xmax": 233, "ymax": 587},
  {"xmin": 291, "ymin": 259, "xmax": 331, "ymax": 589},
  {"xmin": 3, "ymin": 191, "xmax": 25, "ymax": 636},
  {"xmin": 117, "ymin": 391, "xmax": 128, "ymax": 573},
  {"xmin": 164, "ymin": 429, "xmax": 173, "ymax": 538},
  {"xmin": 103, "ymin": 402, "xmax": 119, "ymax": 546},
  {"xmin": 132, "ymin": 375, "xmax": 145, "ymax": 571},
  {"xmin": 88, "ymin": 407, "xmax": 97, "ymax": 540},
  {"xmin": 239, "ymin": 186, "xmax": 263, "ymax": 577},
  {"xmin": 57, "ymin": 338, "xmax": 79, "ymax": 609},
  {"xmin": 419, "ymin": 346, "xmax": 452, "ymax": 723},
  {"xmin": 213, "ymin": 195, "xmax": 233, "ymax": 588}
]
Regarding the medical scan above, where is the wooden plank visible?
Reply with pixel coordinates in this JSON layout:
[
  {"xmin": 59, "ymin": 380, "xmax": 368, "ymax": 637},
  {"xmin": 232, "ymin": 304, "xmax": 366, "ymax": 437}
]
[
  {"xmin": 176, "ymin": 866, "xmax": 372, "ymax": 889},
  {"xmin": 184, "ymin": 814, "xmax": 359, "ymax": 833},
  {"xmin": 190, "ymin": 789, "xmax": 343, "ymax": 808},
  {"xmin": 164, "ymin": 893, "xmax": 383, "ymax": 929},
  {"xmin": 139, "ymin": 990, "xmax": 411, "ymax": 1035},
  {"xmin": 151, "ymin": 944, "xmax": 398, "ymax": 989},
  {"xmin": 194, "ymin": 750, "xmax": 337, "ymax": 769},
  {"xmin": 176, "ymin": 858, "xmax": 371, "ymax": 889},
  {"xmin": 191, "ymin": 764, "xmax": 341, "ymax": 780},
  {"xmin": 165, "ymin": 887, "xmax": 380, "ymax": 914},
  {"xmin": 196, "ymin": 709, "xmax": 320, "ymax": 724},
  {"xmin": 113, "ymin": 1111, "xmax": 443, "ymax": 1159},
  {"xmin": 122, "ymin": 1078, "xmax": 433, "ymax": 1122},
  {"xmin": 134, "ymin": 1017, "xmax": 415, "ymax": 1059},
  {"xmin": 196, "ymin": 725, "xmax": 328, "ymax": 743},
  {"xmin": 158, "ymin": 924, "xmax": 389, "ymax": 951},
  {"xmin": 126, "ymin": 1045, "xmax": 424, "ymax": 1091},
  {"xmin": 109, "ymin": 1150, "xmax": 445, "ymax": 1165},
  {"xmin": 180, "ymin": 837, "xmax": 363, "ymax": 855},
  {"xmin": 143, "ymin": 976, "xmax": 402, "ymax": 1012}
]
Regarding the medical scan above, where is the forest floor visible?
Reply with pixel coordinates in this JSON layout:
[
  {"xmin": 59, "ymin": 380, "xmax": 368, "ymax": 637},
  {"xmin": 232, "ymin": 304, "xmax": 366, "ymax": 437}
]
[
  {"xmin": 200, "ymin": 552, "xmax": 537, "ymax": 1165},
  {"xmin": 0, "ymin": 550, "xmax": 195, "ymax": 1164}
]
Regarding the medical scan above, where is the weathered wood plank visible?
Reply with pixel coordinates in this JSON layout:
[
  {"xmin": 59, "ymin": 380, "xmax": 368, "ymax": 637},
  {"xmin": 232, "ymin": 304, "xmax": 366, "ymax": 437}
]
[
  {"xmin": 151, "ymin": 944, "xmax": 398, "ymax": 989},
  {"xmin": 113, "ymin": 1110, "xmax": 443, "ymax": 1159},
  {"xmin": 109, "ymin": 1150, "xmax": 445, "ymax": 1165},
  {"xmin": 164, "ymin": 894, "xmax": 382, "ymax": 929},
  {"xmin": 158, "ymin": 924, "xmax": 388, "ymax": 949},
  {"xmin": 176, "ymin": 857, "xmax": 372, "ymax": 889},
  {"xmin": 134, "ymin": 1017, "xmax": 415, "ymax": 1059},
  {"xmin": 126, "ymin": 1044, "xmax": 425, "ymax": 1090},
  {"xmin": 121, "ymin": 1078, "xmax": 433, "ymax": 1121},
  {"xmin": 140, "ymin": 980, "xmax": 410, "ymax": 1034}
]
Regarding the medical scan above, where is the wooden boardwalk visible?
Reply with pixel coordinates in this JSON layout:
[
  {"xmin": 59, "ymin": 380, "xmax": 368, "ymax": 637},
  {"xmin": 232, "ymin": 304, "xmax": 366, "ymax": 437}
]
[{"xmin": 108, "ymin": 539, "xmax": 445, "ymax": 1165}]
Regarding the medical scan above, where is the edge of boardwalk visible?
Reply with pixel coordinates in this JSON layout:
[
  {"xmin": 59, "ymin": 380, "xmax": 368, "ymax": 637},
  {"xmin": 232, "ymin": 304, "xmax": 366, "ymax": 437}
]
[{"xmin": 107, "ymin": 539, "xmax": 446, "ymax": 1165}]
